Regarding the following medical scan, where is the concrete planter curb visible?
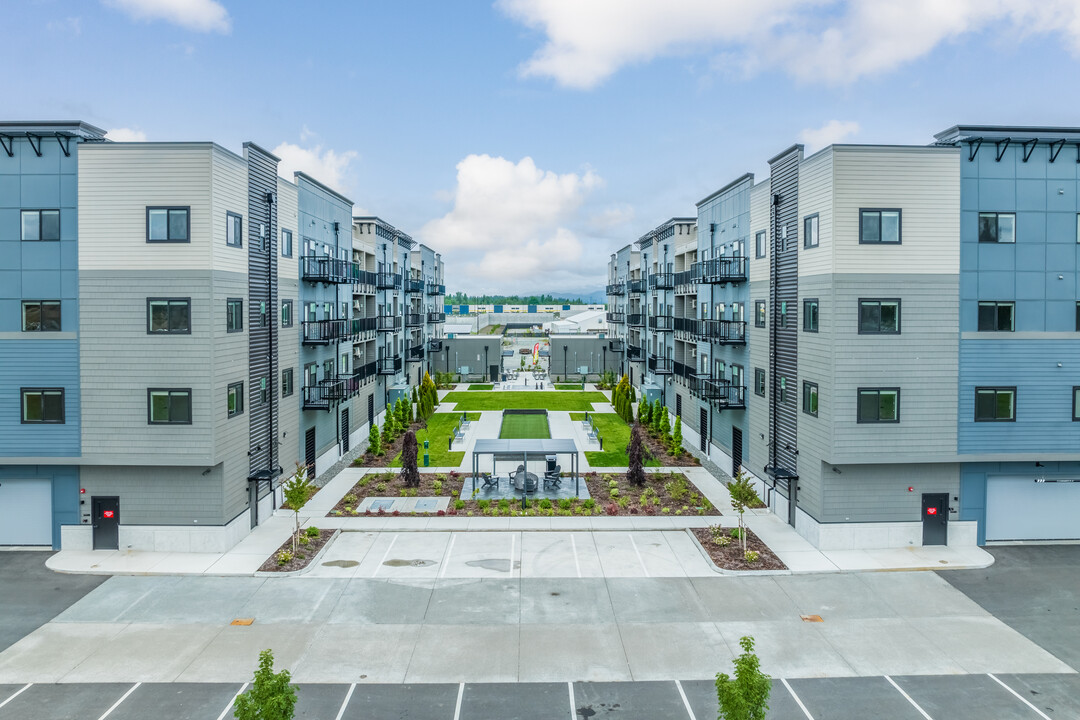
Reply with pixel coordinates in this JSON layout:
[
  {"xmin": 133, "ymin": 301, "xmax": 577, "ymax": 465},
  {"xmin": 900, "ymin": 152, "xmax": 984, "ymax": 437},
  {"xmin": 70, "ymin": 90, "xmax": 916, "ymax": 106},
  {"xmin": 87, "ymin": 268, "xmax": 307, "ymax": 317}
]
[
  {"xmin": 254, "ymin": 529, "xmax": 341, "ymax": 578},
  {"xmin": 683, "ymin": 527, "xmax": 792, "ymax": 577}
]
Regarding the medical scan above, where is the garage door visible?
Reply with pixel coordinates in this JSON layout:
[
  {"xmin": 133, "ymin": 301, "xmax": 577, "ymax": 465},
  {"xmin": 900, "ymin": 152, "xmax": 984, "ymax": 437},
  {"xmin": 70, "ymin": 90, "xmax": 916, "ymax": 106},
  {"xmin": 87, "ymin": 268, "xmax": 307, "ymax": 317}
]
[
  {"xmin": 0, "ymin": 479, "xmax": 53, "ymax": 545},
  {"xmin": 986, "ymin": 476, "xmax": 1080, "ymax": 541}
]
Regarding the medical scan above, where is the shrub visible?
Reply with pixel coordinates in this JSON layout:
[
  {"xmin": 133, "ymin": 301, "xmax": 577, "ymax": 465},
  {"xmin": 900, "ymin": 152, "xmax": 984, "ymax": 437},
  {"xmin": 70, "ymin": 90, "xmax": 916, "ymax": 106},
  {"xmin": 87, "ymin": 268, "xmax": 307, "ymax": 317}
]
[
  {"xmin": 539, "ymin": 498, "xmax": 552, "ymax": 509},
  {"xmin": 305, "ymin": 526, "xmax": 319, "ymax": 538},
  {"xmin": 233, "ymin": 649, "xmax": 297, "ymax": 720},
  {"xmin": 627, "ymin": 424, "xmax": 647, "ymax": 487},
  {"xmin": 299, "ymin": 535, "xmax": 310, "ymax": 546},
  {"xmin": 582, "ymin": 498, "xmax": 596, "ymax": 510},
  {"xmin": 558, "ymin": 498, "xmax": 573, "ymax": 511},
  {"xmin": 730, "ymin": 527, "xmax": 742, "ymax": 539},
  {"xmin": 276, "ymin": 550, "xmax": 293, "ymax": 566},
  {"xmin": 432, "ymin": 479, "xmax": 443, "ymax": 495},
  {"xmin": 375, "ymin": 482, "xmax": 387, "ymax": 493},
  {"xmin": 715, "ymin": 636, "xmax": 770, "ymax": 720},
  {"xmin": 477, "ymin": 499, "xmax": 490, "ymax": 511},
  {"xmin": 401, "ymin": 430, "xmax": 420, "ymax": 487},
  {"xmin": 744, "ymin": 550, "xmax": 760, "ymax": 563},
  {"xmin": 671, "ymin": 415, "xmax": 683, "ymax": 457},
  {"xmin": 343, "ymin": 494, "xmax": 357, "ymax": 505},
  {"xmin": 605, "ymin": 502, "xmax": 619, "ymax": 516},
  {"xmin": 368, "ymin": 422, "xmax": 382, "ymax": 456},
  {"xmin": 454, "ymin": 499, "xmax": 466, "ymax": 510}
]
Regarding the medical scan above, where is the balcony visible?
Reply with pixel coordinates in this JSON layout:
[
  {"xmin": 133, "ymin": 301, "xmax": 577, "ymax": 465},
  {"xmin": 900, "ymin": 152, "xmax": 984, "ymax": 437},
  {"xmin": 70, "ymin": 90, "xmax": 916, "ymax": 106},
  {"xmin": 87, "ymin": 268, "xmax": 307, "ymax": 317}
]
[
  {"xmin": 404, "ymin": 278, "xmax": 425, "ymax": 294},
  {"xmin": 627, "ymin": 344, "xmax": 643, "ymax": 360},
  {"xmin": 353, "ymin": 361, "xmax": 377, "ymax": 384},
  {"xmin": 377, "ymin": 356, "xmax": 402, "ymax": 375},
  {"xmin": 699, "ymin": 256, "xmax": 748, "ymax": 284},
  {"xmin": 301, "ymin": 256, "xmax": 351, "ymax": 284},
  {"xmin": 405, "ymin": 313, "xmax": 424, "ymax": 328},
  {"xmin": 690, "ymin": 373, "xmax": 721, "ymax": 399},
  {"xmin": 350, "ymin": 316, "xmax": 377, "ymax": 336},
  {"xmin": 608, "ymin": 339, "xmax": 625, "ymax": 352},
  {"xmin": 649, "ymin": 273, "xmax": 675, "ymax": 290},
  {"xmin": 376, "ymin": 272, "xmax": 402, "ymax": 290},
  {"xmin": 648, "ymin": 314, "xmax": 674, "ymax": 332},
  {"xmin": 427, "ymin": 311, "xmax": 445, "ymax": 324},
  {"xmin": 698, "ymin": 319, "xmax": 747, "ymax": 345},
  {"xmin": 302, "ymin": 319, "xmax": 348, "ymax": 345},
  {"xmin": 627, "ymin": 313, "xmax": 644, "ymax": 327},
  {"xmin": 428, "ymin": 339, "xmax": 444, "ymax": 352},
  {"xmin": 606, "ymin": 283, "xmax": 625, "ymax": 296},
  {"xmin": 408, "ymin": 344, "xmax": 425, "ymax": 360},
  {"xmin": 648, "ymin": 355, "xmax": 673, "ymax": 374},
  {"xmin": 606, "ymin": 311, "xmax": 625, "ymax": 324},
  {"xmin": 376, "ymin": 315, "xmax": 402, "ymax": 332},
  {"xmin": 673, "ymin": 317, "xmax": 698, "ymax": 338},
  {"xmin": 709, "ymin": 381, "xmax": 747, "ymax": 409},
  {"xmin": 628, "ymin": 279, "xmax": 646, "ymax": 294},
  {"xmin": 673, "ymin": 360, "xmax": 692, "ymax": 380},
  {"xmin": 427, "ymin": 283, "xmax": 445, "ymax": 296},
  {"xmin": 301, "ymin": 376, "xmax": 358, "ymax": 411},
  {"xmin": 351, "ymin": 267, "xmax": 377, "ymax": 289},
  {"xmin": 674, "ymin": 268, "xmax": 700, "ymax": 294}
]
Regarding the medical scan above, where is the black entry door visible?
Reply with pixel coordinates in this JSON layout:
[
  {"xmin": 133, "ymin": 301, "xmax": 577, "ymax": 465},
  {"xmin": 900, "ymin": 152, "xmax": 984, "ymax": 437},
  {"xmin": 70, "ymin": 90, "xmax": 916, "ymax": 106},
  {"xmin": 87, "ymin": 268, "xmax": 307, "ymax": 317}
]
[
  {"xmin": 787, "ymin": 479, "xmax": 798, "ymax": 528},
  {"xmin": 699, "ymin": 408, "xmax": 708, "ymax": 453},
  {"xmin": 340, "ymin": 409, "xmax": 350, "ymax": 454},
  {"xmin": 92, "ymin": 496, "xmax": 119, "ymax": 550},
  {"xmin": 732, "ymin": 427, "xmax": 743, "ymax": 475},
  {"xmin": 490, "ymin": 364, "xmax": 499, "ymax": 382},
  {"xmin": 922, "ymin": 493, "xmax": 949, "ymax": 545}
]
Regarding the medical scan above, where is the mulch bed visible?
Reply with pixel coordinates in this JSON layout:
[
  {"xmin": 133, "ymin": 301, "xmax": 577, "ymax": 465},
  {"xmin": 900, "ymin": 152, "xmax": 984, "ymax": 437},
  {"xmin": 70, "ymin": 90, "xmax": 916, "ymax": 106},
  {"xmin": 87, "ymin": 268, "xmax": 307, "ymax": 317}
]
[
  {"xmin": 639, "ymin": 430, "xmax": 701, "ymax": 467},
  {"xmin": 258, "ymin": 528, "xmax": 335, "ymax": 573},
  {"xmin": 329, "ymin": 471, "xmax": 463, "ymax": 515},
  {"xmin": 352, "ymin": 420, "xmax": 426, "ymax": 467},
  {"xmin": 691, "ymin": 526, "xmax": 787, "ymax": 571}
]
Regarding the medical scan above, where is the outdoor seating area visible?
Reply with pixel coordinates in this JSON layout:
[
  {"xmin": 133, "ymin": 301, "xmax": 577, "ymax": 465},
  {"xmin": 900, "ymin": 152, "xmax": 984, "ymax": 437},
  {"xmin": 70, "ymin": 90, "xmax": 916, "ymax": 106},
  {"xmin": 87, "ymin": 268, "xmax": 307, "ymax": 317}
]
[{"xmin": 467, "ymin": 438, "xmax": 587, "ymax": 501}]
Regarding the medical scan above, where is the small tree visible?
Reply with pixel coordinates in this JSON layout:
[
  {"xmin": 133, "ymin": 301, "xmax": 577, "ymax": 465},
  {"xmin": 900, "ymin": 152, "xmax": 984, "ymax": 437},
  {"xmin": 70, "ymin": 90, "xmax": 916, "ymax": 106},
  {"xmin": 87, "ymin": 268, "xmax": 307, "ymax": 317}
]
[
  {"xmin": 728, "ymin": 470, "xmax": 758, "ymax": 556},
  {"xmin": 233, "ymin": 649, "xmax": 297, "ymax": 720},
  {"xmin": 368, "ymin": 421, "xmax": 383, "ymax": 456},
  {"xmin": 639, "ymin": 399, "xmax": 652, "ymax": 426},
  {"xmin": 411, "ymin": 386, "xmax": 419, "ymax": 405},
  {"xmin": 627, "ymin": 424, "xmax": 647, "ymax": 487},
  {"xmin": 715, "ymin": 636, "xmax": 770, "ymax": 720},
  {"xmin": 382, "ymin": 412, "xmax": 396, "ymax": 445},
  {"xmin": 660, "ymin": 409, "xmax": 671, "ymax": 447},
  {"xmin": 401, "ymin": 430, "xmax": 420, "ymax": 487},
  {"xmin": 652, "ymin": 399, "xmax": 664, "ymax": 436},
  {"xmin": 281, "ymin": 463, "xmax": 313, "ymax": 555},
  {"xmin": 671, "ymin": 415, "xmax": 683, "ymax": 457}
]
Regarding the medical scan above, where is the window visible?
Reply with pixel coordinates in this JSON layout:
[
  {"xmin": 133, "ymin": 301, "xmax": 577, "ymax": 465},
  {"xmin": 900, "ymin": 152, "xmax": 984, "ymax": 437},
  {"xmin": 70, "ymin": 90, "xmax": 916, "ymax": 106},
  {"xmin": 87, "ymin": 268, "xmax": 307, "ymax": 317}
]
[
  {"xmin": 858, "ymin": 388, "xmax": 900, "ymax": 423},
  {"xmin": 227, "ymin": 298, "xmax": 243, "ymax": 332},
  {"xmin": 978, "ymin": 301, "xmax": 1015, "ymax": 332},
  {"xmin": 858, "ymin": 299, "xmax": 901, "ymax": 334},
  {"xmin": 803, "ymin": 214, "xmax": 819, "ymax": 249},
  {"xmin": 21, "ymin": 388, "xmax": 64, "ymax": 423},
  {"xmin": 227, "ymin": 382, "xmax": 244, "ymax": 417},
  {"xmin": 281, "ymin": 300, "xmax": 293, "ymax": 328},
  {"xmin": 260, "ymin": 377, "xmax": 268, "ymax": 404},
  {"xmin": 755, "ymin": 301, "xmax": 766, "ymax": 328},
  {"xmin": 226, "ymin": 212, "xmax": 243, "ymax": 248},
  {"xmin": 281, "ymin": 229, "xmax": 293, "ymax": 257},
  {"xmin": 803, "ymin": 299, "xmax": 819, "ymax": 332},
  {"xmin": 282, "ymin": 368, "xmax": 294, "ymax": 398},
  {"xmin": 147, "ymin": 207, "xmax": 190, "ymax": 243},
  {"xmin": 148, "ymin": 389, "xmax": 192, "ymax": 424},
  {"xmin": 802, "ymin": 381, "xmax": 818, "ymax": 416},
  {"xmin": 21, "ymin": 301, "xmax": 61, "ymax": 332},
  {"xmin": 859, "ymin": 209, "xmax": 901, "ymax": 244},
  {"xmin": 779, "ymin": 301, "xmax": 789, "ymax": 328},
  {"xmin": 1076, "ymin": 302, "xmax": 1080, "ymax": 332},
  {"xmin": 975, "ymin": 387, "xmax": 1016, "ymax": 422},
  {"xmin": 755, "ymin": 230, "xmax": 766, "ymax": 258},
  {"xmin": 978, "ymin": 212, "xmax": 1015, "ymax": 244},
  {"xmin": 754, "ymin": 368, "xmax": 766, "ymax": 397},
  {"xmin": 21, "ymin": 209, "xmax": 60, "ymax": 241},
  {"xmin": 147, "ymin": 298, "xmax": 190, "ymax": 334},
  {"xmin": 1074, "ymin": 387, "xmax": 1080, "ymax": 422},
  {"xmin": 779, "ymin": 377, "xmax": 787, "ymax": 403},
  {"xmin": 260, "ymin": 301, "xmax": 267, "ymax": 328}
]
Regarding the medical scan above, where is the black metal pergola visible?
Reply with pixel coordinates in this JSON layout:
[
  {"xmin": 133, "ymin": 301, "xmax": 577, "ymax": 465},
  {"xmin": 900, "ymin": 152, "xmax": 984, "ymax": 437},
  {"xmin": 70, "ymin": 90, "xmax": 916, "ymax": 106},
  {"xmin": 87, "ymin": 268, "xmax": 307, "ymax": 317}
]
[{"xmin": 471, "ymin": 438, "xmax": 581, "ymax": 496}]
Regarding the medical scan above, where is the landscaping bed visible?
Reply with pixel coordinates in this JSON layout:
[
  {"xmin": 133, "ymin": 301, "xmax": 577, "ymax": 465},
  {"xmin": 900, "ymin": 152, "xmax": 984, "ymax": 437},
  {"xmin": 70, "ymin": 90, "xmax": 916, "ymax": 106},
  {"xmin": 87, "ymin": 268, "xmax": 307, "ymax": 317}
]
[
  {"xmin": 553, "ymin": 384, "xmax": 586, "ymax": 390},
  {"xmin": 467, "ymin": 384, "xmax": 494, "ymax": 390},
  {"xmin": 442, "ymin": 390, "xmax": 608, "ymax": 411},
  {"xmin": 353, "ymin": 420, "xmax": 425, "ymax": 467},
  {"xmin": 351, "ymin": 413, "xmax": 480, "ymax": 468},
  {"xmin": 258, "ymin": 528, "xmax": 335, "ymax": 573},
  {"xmin": 691, "ymin": 526, "xmax": 787, "ymax": 571},
  {"xmin": 570, "ymin": 413, "xmax": 697, "ymax": 467}
]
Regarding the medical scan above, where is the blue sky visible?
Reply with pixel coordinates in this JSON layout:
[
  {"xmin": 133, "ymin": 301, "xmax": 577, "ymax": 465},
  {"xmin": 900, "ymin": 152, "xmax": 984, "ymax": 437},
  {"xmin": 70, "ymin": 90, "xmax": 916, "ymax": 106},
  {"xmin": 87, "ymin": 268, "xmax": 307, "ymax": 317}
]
[{"xmin": 9, "ymin": 0, "xmax": 1080, "ymax": 294}]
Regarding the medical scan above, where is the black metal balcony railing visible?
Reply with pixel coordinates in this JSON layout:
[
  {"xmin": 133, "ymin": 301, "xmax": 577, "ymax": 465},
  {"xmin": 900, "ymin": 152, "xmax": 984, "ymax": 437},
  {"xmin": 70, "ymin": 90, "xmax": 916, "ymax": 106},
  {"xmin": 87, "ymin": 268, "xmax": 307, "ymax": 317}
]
[
  {"xmin": 301, "ymin": 319, "xmax": 348, "ymax": 345},
  {"xmin": 649, "ymin": 273, "xmax": 675, "ymax": 290},
  {"xmin": 698, "ymin": 256, "xmax": 748, "ymax": 284},
  {"xmin": 648, "ymin": 355, "xmax": 673, "ymax": 374},
  {"xmin": 627, "ymin": 344, "xmax": 643, "ymax": 360},
  {"xmin": 628, "ymin": 279, "xmax": 646, "ymax": 294},
  {"xmin": 627, "ymin": 313, "xmax": 644, "ymax": 327},
  {"xmin": 376, "ymin": 315, "xmax": 402, "ymax": 332},
  {"xmin": 608, "ymin": 339, "xmax": 625, "ymax": 352},
  {"xmin": 698, "ymin": 319, "xmax": 747, "ymax": 345},
  {"xmin": 427, "ymin": 283, "xmax": 445, "ymax": 296},
  {"xmin": 606, "ymin": 311, "xmax": 625, "ymax": 324},
  {"xmin": 350, "ymin": 316, "xmax": 378, "ymax": 335},
  {"xmin": 354, "ymin": 361, "xmax": 377, "ymax": 384},
  {"xmin": 377, "ymin": 356, "xmax": 402, "ymax": 375},
  {"xmin": 427, "ymin": 311, "xmax": 445, "ymax": 324},
  {"xmin": 606, "ymin": 283, "xmax": 625, "ymax": 296},
  {"xmin": 673, "ymin": 360, "xmax": 692, "ymax": 380},
  {"xmin": 350, "ymin": 267, "xmax": 377, "ymax": 287},
  {"xmin": 428, "ymin": 339, "xmax": 444, "ymax": 352},
  {"xmin": 648, "ymin": 314, "xmax": 674, "ymax": 332},
  {"xmin": 376, "ymin": 272, "xmax": 402, "ymax": 290},
  {"xmin": 405, "ymin": 313, "xmax": 424, "ymax": 328},
  {"xmin": 404, "ymin": 278, "xmax": 425, "ymax": 293},
  {"xmin": 690, "ymin": 373, "xmax": 721, "ymax": 399},
  {"xmin": 408, "ymin": 344, "xmax": 425, "ymax": 360},
  {"xmin": 674, "ymin": 267, "xmax": 700, "ymax": 292},
  {"xmin": 301, "ymin": 256, "xmax": 351, "ymax": 284},
  {"xmin": 673, "ymin": 317, "xmax": 699, "ymax": 337},
  {"xmin": 301, "ymin": 374, "xmax": 362, "ymax": 410}
]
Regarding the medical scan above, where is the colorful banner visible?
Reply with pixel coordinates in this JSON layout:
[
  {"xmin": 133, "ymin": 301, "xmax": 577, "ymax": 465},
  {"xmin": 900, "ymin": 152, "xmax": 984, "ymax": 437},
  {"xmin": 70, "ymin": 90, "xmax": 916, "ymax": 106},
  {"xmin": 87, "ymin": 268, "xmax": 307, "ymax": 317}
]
[{"xmin": 532, "ymin": 342, "xmax": 540, "ymax": 364}]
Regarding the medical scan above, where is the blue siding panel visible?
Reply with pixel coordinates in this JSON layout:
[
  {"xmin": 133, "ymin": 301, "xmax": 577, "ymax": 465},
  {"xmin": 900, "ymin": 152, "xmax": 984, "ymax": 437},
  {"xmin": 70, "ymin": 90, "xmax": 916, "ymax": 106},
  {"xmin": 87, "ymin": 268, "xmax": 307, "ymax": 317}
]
[{"xmin": 0, "ymin": 340, "xmax": 81, "ymax": 456}]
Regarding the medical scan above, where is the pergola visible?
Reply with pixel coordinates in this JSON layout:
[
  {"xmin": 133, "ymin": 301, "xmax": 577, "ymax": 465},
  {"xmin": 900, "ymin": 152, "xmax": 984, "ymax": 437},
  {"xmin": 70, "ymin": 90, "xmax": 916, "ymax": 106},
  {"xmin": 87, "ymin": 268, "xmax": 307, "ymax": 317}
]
[{"xmin": 470, "ymin": 438, "xmax": 581, "ymax": 496}]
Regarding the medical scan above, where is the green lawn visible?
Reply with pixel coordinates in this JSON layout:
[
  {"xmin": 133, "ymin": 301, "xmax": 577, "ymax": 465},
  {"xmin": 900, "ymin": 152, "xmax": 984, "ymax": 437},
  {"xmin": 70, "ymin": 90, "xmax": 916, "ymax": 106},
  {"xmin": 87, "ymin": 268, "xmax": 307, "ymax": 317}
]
[
  {"xmin": 569, "ymin": 412, "xmax": 661, "ymax": 467},
  {"xmin": 554, "ymin": 384, "xmax": 586, "ymax": 390},
  {"xmin": 391, "ymin": 412, "xmax": 481, "ymax": 467},
  {"xmin": 467, "ymin": 384, "xmax": 494, "ymax": 391},
  {"xmin": 499, "ymin": 414, "xmax": 551, "ymax": 439},
  {"xmin": 441, "ymin": 391, "xmax": 608, "ymax": 411}
]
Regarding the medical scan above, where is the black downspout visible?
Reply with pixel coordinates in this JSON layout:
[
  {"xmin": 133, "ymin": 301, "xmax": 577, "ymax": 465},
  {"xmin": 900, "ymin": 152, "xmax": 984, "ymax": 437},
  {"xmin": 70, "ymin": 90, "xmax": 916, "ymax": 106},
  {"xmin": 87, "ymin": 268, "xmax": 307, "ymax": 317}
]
[
  {"xmin": 267, "ymin": 191, "xmax": 277, "ymax": 507},
  {"xmin": 769, "ymin": 193, "xmax": 779, "ymax": 483}
]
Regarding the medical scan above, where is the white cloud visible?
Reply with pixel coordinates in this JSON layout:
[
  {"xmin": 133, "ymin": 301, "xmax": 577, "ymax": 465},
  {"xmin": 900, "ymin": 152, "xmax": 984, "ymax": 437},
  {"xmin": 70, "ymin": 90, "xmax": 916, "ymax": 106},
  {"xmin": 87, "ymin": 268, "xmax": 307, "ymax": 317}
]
[
  {"xmin": 103, "ymin": 0, "xmax": 231, "ymax": 34},
  {"xmin": 271, "ymin": 142, "xmax": 358, "ymax": 196},
  {"xmin": 106, "ymin": 127, "xmax": 147, "ymax": 142},
  {"xmin": 420, "ymin": 154, "xmax": 605, "ymax": 293},
  {"xmin": 500, "ymin": 0, "xmax": 1080, "ymax": 87},
  {"xmin": 799, "ymin": 120, "xmax": 860, "ymax": 153}
]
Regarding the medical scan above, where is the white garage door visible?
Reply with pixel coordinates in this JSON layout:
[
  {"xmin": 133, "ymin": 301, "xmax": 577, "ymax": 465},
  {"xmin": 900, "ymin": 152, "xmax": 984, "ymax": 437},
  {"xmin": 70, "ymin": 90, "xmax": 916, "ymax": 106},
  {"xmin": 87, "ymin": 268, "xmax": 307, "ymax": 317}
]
[
  {"xmin": 986, "ymin": 476, "xmax": 1080, "ymax": 541},
  {"xmin": 0, "ymin": 479, "xmax": 53, "ymax": 545}
]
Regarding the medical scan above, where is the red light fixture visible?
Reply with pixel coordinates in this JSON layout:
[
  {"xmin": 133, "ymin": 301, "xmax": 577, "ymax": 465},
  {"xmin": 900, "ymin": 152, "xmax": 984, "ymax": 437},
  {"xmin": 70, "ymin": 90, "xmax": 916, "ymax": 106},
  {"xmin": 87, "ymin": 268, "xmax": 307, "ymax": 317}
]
[
  {"xmin": 80, "ymin": 488, "xmax": 86, "ymax": 494},
  {"xmin": 907, "ymin": 486, "xmax": 913, "ymax": 492}
]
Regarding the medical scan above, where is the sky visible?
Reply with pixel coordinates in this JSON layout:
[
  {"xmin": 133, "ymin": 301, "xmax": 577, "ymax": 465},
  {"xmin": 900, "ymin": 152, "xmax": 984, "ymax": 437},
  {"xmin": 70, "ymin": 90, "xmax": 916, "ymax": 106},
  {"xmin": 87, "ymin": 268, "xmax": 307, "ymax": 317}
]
[{"xmin": 8, "ymin": 0, "xmax": 1080, "ymax": 295}]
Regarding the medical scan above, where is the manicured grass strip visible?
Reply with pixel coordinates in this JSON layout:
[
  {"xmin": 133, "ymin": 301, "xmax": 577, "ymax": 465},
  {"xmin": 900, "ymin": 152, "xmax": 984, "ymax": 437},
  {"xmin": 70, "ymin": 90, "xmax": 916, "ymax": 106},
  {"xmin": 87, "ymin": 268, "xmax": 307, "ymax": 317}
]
[
  {"xmin": 554, "ymin": 384, "xmax": 586, "ymax": 390},
  {"xmin": 467, "ymin": 384, "xmax": 494, "ymax": 391},
  {"xmin": 391, "ymin": 412, "xmax": 481, "ymax": 467},
  {"xmin": 499, "ymin": 414, "xmax": 551, "ymax": 439},
  {"xmin": 572, "ymin": 412, "xmax": 661, "ymax": 467},
  {"xmin": 441, "ymin": 390, "xmax": 608, "ymax": 411}
]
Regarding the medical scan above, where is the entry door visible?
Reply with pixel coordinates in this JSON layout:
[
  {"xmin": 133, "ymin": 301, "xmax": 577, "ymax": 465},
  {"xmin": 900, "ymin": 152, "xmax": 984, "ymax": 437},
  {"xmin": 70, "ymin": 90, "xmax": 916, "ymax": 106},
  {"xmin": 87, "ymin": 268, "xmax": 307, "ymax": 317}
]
[
  {"xmin": 0, "ymin": 479, "xmax": 52, "ymax": 545},
  {"xmin": 699, "ymin": 408, "xmax": 708, "ymax": 453},
  {"xmin": 922, "ymin": 493, "xmax": 948, "ymax": 545},
  {"xmin": 787, "ymin": 479, "xmax": 798, "ymax": 528},
  {"xmin": 732, "ymin": 427, "xmax": 743, "ymax": 475},
  {"xmin": 92, "ymin": 496, "xmax": 119, "ymax": 550},
  {"xmin": 340, "ymin": 408, "xmax": 350, "ymax": 454},
  {"xmin": 490, "ymin": 364, "xmax": 499, "ymax": 382}
]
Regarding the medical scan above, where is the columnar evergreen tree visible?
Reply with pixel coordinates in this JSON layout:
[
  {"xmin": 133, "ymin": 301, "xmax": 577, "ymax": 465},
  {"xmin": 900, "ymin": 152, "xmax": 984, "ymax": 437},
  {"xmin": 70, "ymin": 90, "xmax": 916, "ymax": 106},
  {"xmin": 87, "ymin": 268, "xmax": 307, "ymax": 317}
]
[
  {"xmin": 671, "ymin": 415, "xmax": 683, "ymax": 457},
  {"xmin": 401, "ymin": 430, "xmax": 420, "ymax": 487},
  {"xmin": 651, "ymin": 399, "xmax": 664, "ymax": 436},
  {"xmin": 659, "ymin": 405, "xmax": 671, "ymax": 444},
  {"xmin": 639, "ymin": 399, "xmax": 652, "ymax": 426},
  {"xmin": 368, "ymin": 421, "xmax": 383, "ymax": 456}
]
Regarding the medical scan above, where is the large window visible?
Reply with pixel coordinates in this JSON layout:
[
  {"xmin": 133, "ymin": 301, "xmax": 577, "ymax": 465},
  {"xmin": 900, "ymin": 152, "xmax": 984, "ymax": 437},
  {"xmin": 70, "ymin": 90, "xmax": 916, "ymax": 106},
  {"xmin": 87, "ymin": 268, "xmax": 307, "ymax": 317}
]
[
  {"xmin": 281, "ymin": 229, "xmax": 293, "ymax": 257},
  {"xmin": 148, "ymin": 389, "xmax": 192, "ymax": 424},
  {"xmin": 281, "ymin": 300, "xmax": 293, "ymax": 328},
  {"xmin": 778, "ymin": 376, "xmax": 787, "ymax": 403},
  {"xmin": 858, "ymin": 388, "xmax": 900, "ymax": 423},
  {"xmin": 282, "ymin": 368, "xmax": 294, "ymax": 398},
  {"xmin": 802, "ymin": 381, "xmax": 819, "ymax": 416},
  {"xmin": 755, "ymin": 230, "xmax": 767, "ymax": 258},
  {"xmin": 858, "ymin": 299, "xmax": 900, "ymax": 334},
  {"xmin": 21, "ymin": 301, "xmax": 61, "ymax": 332},
  {"xmin": 803, "ymin": 214, "xmax": 819, "ymax": 249},
  {"xmin": 147, "ymin": 298, "xmax": 191, "ymax": 334},
  {"xmin": 227, "ymin": 382, "xmax": 244, "ymax": 417},
  {"xmin": 21, "ymin": 388, "xmax": 64, "ymax": 423},
  {"xmin": 978, "ymin": 301, "xmax": 1015, "ymax": 332},
  {"xmin": 859, "ymin": 209, "xmax": 901, "ymax": 244},
  {"xmin": 227, "ymin": 298, "xmax": 243, "ymax": 332},
  {"xmin": 975, "ymin": 387, "xmax": 1015, "ymax": 422},
  {"xmin": 226, "ymin": 212, "xmax": 243, "ymax": 248},
  {"xmin": 21, "ymin": 209, "xmax": 60, "ymax": 241},
  {"xmin": 754, "ymin": 368, "xmax": 766, "ymax": 397},
  {"xmin": 147, "ymin": 207, "xmax": 190, "ymax": 243},
  {"xmin": 755, "ymin": 301, "xmax": 766, "ymax": 328},
  {"xmin": 978, "ymin": 212, "xmax": 1015, "ymax": 244},
  {"xmin": 1073, "ymin": 387, "xmax": 1080, "ymax": 422},
  {"xmin": 803, "ymin": 299, "xmax": 819, "ymax": 332}
]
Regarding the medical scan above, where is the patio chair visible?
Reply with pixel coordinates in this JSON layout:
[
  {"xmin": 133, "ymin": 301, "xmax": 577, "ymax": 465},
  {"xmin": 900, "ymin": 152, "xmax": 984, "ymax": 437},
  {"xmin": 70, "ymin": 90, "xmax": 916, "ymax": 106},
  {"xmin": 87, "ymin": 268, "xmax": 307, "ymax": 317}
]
[
  {"xmin": 543, "ymin": 465, "xmax": 561, "ymax": 489},
  {"xmin": 480, "ymin": 472, "xmax": 498, "ymax": 489}
]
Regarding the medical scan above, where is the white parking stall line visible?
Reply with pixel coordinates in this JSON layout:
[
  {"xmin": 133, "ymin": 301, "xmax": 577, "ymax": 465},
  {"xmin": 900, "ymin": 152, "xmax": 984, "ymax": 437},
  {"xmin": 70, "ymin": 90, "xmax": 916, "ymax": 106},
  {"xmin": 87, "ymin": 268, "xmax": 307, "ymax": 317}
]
[
  {"xmin": 884, "ymin": 676, "xmax": 934, "ymax": 720},
  {"xmin": 453, "ymin": 682, "xmax": 465, "ymax": 720},
  {"xmin": 510, "ymin": 534, "xmax": 516, "ymax": 578},
  {"xmin": 988, "ymin": 674, "xmax": 1053, "ymax": 720},
  {"xmin": 674, "ymin": 680, "xmax": 698, "ymax": 720},
  {"xmin": 372, "ymin": 534, "xmax": 399, "ymax": 578},
  {"xmin": 333, "ymin": 682, "xmax": 356, "ymax": 720},
  {"xmin": 439, "ymin": 533, "xmax": 457, "ymax": 579},
  {"xmin": 97, "ymin": 682, "xmax": 140, "ymax": 720},
  {"xmin": 0, "ymin": 683, "xmax": 31, "ymax": 709},
  {"xmin": 567, "ymin": 681, "xmax": 576, "ymax": 719},
  {"xmin": 780, "ymin": 678, "xmax": 815, "ymax": 720},
  {"xmin": 215, "ymin": 682, "xmax": 248, "ymax": 720},
  {"xmin": 571, "ymin": 534, "xmax": 582, "ymax": 578},
  {"xmin": 628, "ymin": 533, "xmax": 650, "ymax": 577}
]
